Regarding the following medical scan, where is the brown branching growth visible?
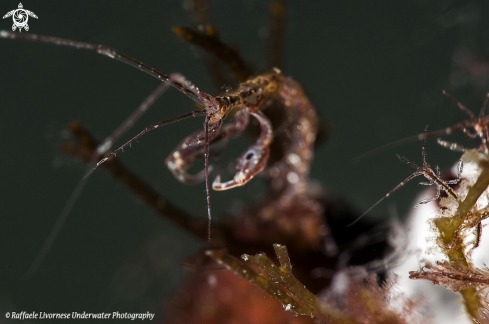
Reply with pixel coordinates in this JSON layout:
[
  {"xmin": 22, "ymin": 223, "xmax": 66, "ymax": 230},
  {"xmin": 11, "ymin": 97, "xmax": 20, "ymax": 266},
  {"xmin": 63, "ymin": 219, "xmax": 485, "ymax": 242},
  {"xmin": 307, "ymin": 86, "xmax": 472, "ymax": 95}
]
[
  {"xmin": 207, "ymin": 248, "xmax": 316, "ymax": 317},
  {"xmin": 173, "ymin": 26, "xmax": 253, "ymax": 83},
  {"xmin": 410, "ymin": 260, "xmax": 489, "ymax": 292},
  {"xmin": 180, "ymin": 0, "xmax": 239, "ymax": 88},
  {"xmin": 268, "ymin": 0, "xmax": 285, "ymax": 69},
  {"xmin": 241, "ymin": 244, "xmax": 317, "ymax": 316}
]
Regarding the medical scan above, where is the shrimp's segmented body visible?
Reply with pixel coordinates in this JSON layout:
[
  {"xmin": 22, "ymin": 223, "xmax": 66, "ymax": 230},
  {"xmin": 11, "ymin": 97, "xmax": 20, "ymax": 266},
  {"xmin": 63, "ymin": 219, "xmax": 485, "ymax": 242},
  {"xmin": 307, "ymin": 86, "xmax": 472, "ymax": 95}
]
[
  {"xmin": 199, "ymin": 71, "xmax": 322, "ymax": 248},
  {"xmin": 163, "ymin": 68, "xmax": 322, "ymax": 248},
  {"xmin": 166, "ymin": 69, "xmax": 318, "ymax": 198}
]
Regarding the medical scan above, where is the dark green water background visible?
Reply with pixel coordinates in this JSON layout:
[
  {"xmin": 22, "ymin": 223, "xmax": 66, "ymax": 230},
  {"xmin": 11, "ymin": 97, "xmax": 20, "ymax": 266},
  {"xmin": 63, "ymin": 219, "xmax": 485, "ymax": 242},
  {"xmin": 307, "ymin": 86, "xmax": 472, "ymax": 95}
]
[{"xmin": 1, "ymin": 0, "xmax": 488, "ymax": 320}]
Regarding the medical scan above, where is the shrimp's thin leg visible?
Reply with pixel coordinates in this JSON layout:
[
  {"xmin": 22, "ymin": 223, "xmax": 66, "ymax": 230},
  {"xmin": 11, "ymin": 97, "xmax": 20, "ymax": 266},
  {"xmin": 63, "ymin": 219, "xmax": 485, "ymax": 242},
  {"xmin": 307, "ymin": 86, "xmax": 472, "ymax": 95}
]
[
  {"xmin": 88, "ymin": 110, "xmax": 205, "ymax": 177},
  {"xmin": 415, "ymin": 186, "xmax": 441, "ymax": 207},
  {"xmin": 349, "ymin": 128, "xmax": 461, "ymax": 227}
]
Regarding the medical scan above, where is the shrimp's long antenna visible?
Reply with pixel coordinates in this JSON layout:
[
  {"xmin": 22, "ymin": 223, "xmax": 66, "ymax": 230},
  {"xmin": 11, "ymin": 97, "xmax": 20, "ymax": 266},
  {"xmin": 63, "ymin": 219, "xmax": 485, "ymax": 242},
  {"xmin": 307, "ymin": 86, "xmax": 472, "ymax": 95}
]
[
  {"xmin": 352, "ymin": 135, "xmax": 421, "ymax": 163},
  {"xmin": 24, "ymin": 176, "xmax": 89, "ymax": 279},
  {"xmin": 24, "ymin": 83, "xmax": 172, "ymax": 279},
  {"xmin": 0, "ymin": 31, "xmax": 212, "ymax": 106},
  {"xmin": 354, "ymin": 89, "xmax": 489, "ymax": 163}
]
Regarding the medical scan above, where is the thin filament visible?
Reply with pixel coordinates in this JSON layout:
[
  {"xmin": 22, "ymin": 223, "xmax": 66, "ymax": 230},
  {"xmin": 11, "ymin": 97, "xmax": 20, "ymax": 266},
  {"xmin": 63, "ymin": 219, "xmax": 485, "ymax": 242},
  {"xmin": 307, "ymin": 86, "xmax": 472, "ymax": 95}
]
[
  {"xmin": 0, "ymin": 31, "xmax": 206, "ymax": 106},
  {"xmin": 204, "ymin": 117, "xmax": 212, "ymax": 242},
  {"xmin": 25, "ymin": 83, "xmax": 173, "ymax": 278},
  {"xmin": 24, "ymin": 175, "xmax": 89, "ymax": 279}
]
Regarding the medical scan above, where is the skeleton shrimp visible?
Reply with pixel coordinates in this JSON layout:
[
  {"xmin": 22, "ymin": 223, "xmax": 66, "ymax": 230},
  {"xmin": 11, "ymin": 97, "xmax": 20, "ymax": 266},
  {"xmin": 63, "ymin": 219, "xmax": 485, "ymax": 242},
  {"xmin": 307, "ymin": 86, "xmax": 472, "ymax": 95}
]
[
  {"xmin": 0, "ymin": 28, "xmax": 318, "ymax": 267},
  {"xmin": 354, "ymin": 89, "xmax": 489, "ymax": 225}
]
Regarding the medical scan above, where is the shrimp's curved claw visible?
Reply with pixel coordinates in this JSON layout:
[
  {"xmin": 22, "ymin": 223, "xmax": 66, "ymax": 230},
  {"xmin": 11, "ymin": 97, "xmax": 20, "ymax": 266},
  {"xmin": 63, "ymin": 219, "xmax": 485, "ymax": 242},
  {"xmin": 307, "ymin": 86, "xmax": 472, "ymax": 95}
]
[
  {"xmin": 166, "ymin": 110, "xmax": 249, "ymax": 186},
  {"xmin": 212, "ymin": 146, "xmax": 270, "ymax": 190},
  {"xmin": 166, "ymin": 126, "xmax": 220, "ymax": 185},
  {"xmin": 167, "ymin": 150, "xmax": 213, "ymax": 185},
  {"xmin": 213, "ymin": 110, "xmax": 273, "ymax": 191},
  {"xmin": 166, "ymin": 135, "xmax": 219, "ymax": 185}
]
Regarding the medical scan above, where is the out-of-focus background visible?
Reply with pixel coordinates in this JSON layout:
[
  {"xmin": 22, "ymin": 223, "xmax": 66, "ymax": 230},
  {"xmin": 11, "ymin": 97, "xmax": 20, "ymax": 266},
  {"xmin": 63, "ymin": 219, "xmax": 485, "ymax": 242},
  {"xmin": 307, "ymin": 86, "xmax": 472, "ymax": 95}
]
[{"xmin": 1, "ymin": 0, "xmax": 489, "ymax": 320}]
